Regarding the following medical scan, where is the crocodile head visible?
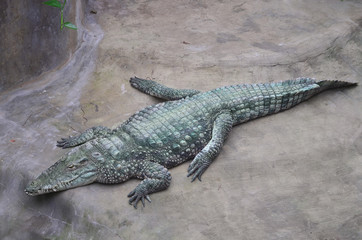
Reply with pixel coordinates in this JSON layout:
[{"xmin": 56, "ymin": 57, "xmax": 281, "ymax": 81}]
[{"xmin": 25, "ymin": 147, "xmax": 99, "ymax": 196}]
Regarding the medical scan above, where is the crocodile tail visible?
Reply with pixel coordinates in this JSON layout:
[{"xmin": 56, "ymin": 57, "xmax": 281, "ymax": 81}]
[{"xmin": 315, "ymin": 79, "xmax": 358, "ymax": 92}]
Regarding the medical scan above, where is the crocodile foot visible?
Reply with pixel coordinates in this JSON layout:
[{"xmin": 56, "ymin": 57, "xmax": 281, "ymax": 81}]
[
  {"xmin": 187, "ymin": 158, "xmax": 210, "ymax": 182},
  {"xmin": 56, "ymin": 137, "xmax": 76, "ymax": 148},
  {"xmin": 127, "ymin": 189, "xmax": 152, "ymax": 209}
]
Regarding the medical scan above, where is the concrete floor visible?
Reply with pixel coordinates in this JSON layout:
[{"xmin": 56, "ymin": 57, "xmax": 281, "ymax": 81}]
[{"xmin": 1, "ymin": 0, "xmax": 362, "ymax": 239}]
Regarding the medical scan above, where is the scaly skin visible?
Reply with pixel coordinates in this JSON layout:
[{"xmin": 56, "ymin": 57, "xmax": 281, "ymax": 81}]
[{"xmin": 25, "ymin": 77, "xmax": 357, "ymax": 208}]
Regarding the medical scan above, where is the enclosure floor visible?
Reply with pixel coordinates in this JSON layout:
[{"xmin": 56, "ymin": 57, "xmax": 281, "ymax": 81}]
[{"xmin": 1, "ymin": 0, "xmax": 362, "ymax": 239}]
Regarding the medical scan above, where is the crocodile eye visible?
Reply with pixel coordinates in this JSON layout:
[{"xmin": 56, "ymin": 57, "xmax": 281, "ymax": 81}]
[
  {"xmin": 92, "ymin": 152, "xmax": 101, "ymax": 158},
  {"xmin": 79, "ymin": 158, "xmax": 88, "ymax": 164},
  {"xmin": 68, "ymin": 164, "xmax": 75, "ymax": 169}
]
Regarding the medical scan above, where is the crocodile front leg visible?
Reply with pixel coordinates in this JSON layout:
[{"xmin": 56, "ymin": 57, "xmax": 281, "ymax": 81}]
[
  {"xmin": 128, "ymin": 161, "xmax": 172, "ymax": 208},
  {"xmin": 130, "ymin": 77, "xmax": 201, "ymax": 100},
  {"xmin": 187, "ymin": 112, "xmax": 233, "ymax": 182},
  {"xmin": 56, "ymin": 126, "xmax": 112, "ymax": 148}
]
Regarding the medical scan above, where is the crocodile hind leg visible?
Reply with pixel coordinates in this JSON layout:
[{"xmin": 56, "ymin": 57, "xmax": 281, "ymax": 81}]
[
  {"xmin": 130, "ymin": 77, "xmax": 201, "ymax": 100},
  {"xmin": 56, "ymin": 126, "xmax": 112, "ymax": 148},
  {"xmin": 187, "ymin": 112, "xmax": 233, "ymax": 182},
  {"xmin": 128, "ymin": 161, "xmax": 172, "ymax": 208}
]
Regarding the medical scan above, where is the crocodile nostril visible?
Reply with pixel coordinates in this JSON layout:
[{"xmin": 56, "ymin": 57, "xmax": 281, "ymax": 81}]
[{"xmin": 29, "ymin": 181, "xmax": 37, "ymax": 187}]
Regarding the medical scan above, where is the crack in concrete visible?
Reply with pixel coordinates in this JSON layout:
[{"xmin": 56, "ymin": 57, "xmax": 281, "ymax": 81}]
[
  {"xmin": 257, "ymin": 36, "xmax": 341, "ymax": 68},
  {"xmin": 22, "ymin": 113, "xmax": 33, "ymax": 127},
  {"xmin": 80, "ymin": 105, "xmax": 88, "ymax": 125}
]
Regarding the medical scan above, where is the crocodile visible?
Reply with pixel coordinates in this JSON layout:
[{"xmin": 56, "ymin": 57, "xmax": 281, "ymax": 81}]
[{"xmin": 25, "ymin": 77, "xmax": 357, "ymax": 208}]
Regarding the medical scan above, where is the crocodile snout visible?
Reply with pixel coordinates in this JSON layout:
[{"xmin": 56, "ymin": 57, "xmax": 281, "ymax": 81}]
[{"xmin": 24, "ymin": 180, "xmax": 41, "ymax": 196}]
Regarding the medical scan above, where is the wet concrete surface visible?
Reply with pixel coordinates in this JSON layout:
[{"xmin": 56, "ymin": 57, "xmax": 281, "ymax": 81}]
[{"xmin": 1, "ymin": 0, "xmax": 362, "ymax": 239}]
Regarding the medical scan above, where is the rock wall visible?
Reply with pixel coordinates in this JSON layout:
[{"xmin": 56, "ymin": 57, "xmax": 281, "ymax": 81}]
[{"xmin": 0, "ymin": 0, "xmax": 78, "ymax": 91}]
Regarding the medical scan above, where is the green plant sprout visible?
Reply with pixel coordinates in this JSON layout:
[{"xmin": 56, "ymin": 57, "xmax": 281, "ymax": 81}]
[{"xmin": 42, "ymin": 0, "xmax": 77, "ymax": 30}]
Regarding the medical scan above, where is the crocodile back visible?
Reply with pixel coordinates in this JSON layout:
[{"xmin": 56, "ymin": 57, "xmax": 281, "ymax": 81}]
[
  {"xmin": 119, "ymin": 77, "xmax": 324, "ymax": 167},
  {"xmin": 120, "ymin": 92, "xmax": 221, "ymax": 167}
]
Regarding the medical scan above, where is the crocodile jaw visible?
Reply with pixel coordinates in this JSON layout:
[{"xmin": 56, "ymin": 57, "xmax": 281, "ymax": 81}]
[
  {"xmin": 25, "ymin": 168, "xmax": 99, "ymax": 196},
  {"xmin": 25, "ymin": 174, "xmax": 80, "ymax": 196},
  {"xmin": 25, "ymin": 149, "xmax": 99, "ymax": 196}
]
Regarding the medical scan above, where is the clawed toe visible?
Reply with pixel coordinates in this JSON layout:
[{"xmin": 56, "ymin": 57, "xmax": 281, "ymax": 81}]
[
  {"xmin": 128, "ymin": 189, "xmax": 151, "ymax": 209},
  {"xmin": 130, "ymin": 77, "xmax": 146, "ymax": 88},
  {"xmin": 56, "ymin": 137, "xmax": 73, "ymax": 148},
  {"xmin": 187, "ymin": 161, "xmax": 209, "ymax": 182}
]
